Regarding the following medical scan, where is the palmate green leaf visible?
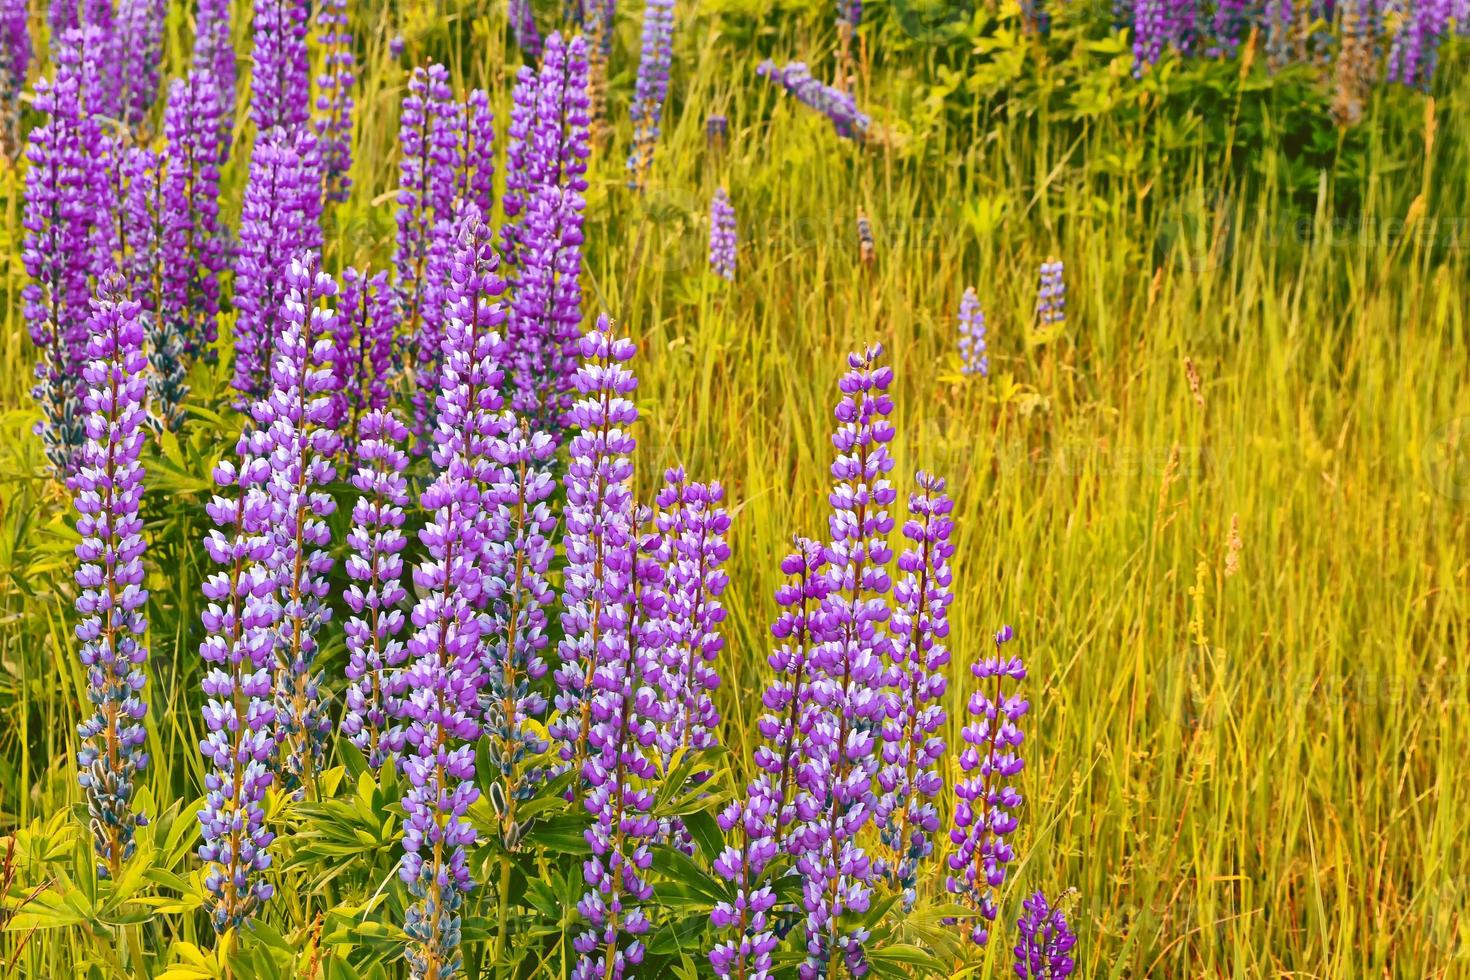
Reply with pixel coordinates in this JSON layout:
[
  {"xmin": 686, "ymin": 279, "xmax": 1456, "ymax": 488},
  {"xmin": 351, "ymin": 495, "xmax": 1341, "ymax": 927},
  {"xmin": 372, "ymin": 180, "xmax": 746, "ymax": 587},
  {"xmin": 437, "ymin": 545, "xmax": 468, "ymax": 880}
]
[
  {"xmin": 651, "ymin": 844, "xmax": 726, "ymax": 906},
  {"xmin": 521, "ymin": 810, "xmax": 591, "ymax": 854},
  {"xmin": 867, "ymin": 943, "xmax": 948, "ymax": 977}
]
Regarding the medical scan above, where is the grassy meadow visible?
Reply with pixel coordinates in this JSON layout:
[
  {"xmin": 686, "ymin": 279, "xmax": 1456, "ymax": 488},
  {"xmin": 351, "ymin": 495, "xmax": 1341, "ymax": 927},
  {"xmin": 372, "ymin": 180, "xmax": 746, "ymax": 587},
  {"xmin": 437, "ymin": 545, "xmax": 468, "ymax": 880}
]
[{"xmin": 2, "ymin": 0, "xmax": 1470, "ymax": 976}]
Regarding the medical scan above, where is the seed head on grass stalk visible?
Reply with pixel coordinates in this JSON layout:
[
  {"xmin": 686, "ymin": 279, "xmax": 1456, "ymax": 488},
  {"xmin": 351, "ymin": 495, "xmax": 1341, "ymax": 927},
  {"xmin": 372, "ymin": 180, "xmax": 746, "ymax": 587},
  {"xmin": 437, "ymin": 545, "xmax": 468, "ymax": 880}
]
[{"xmin": 71, "ymin": 277, "xmax": 151, "ymax": 882}]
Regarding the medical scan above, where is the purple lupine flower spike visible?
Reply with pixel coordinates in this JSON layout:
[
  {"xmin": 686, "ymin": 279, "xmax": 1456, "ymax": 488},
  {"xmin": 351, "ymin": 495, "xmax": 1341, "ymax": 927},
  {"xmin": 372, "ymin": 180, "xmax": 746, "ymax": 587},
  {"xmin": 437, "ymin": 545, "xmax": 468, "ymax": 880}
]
[
  {"xmin": 24, "ymin": 27, "xmax": 113, "ymax": 476},
  {"xmin": 794, "ymin": 344, "xmax": 897, "ymax": 980},
  {"xmin": 709, "ymin": 187, "xmax": 737, "ymax": 281},
  {"xmin": 313, "ymin": 0, "xmax": 354, "ymax": 203},
  {"xmin": 1037, "ymin": 259, "xmax": 1065, "ymax": 326},
  {"xmin": 198, "ymin": 432, "xmax": 280, "ymax": 932},
  {"xmin": 254, "ymin": 255, "xmax": 340, "ymax": 797},
  {"xmin": 552, "ymin": 323, "xmax": 638, "ymax": 786},
  {"xmin": 876, "ymin": 472, "xmax": 954, "ymax": 909},
  {"xmin": 757, "ymin": 60, "xmax": 870, "ymax": 140},
  {"xmin": 710, "ymin": 537, "xmax": 828, "ymax": 980},
  {"xmin": 1014, "ymin": 891, "xmax": 1078, "ymax": 979},
  {"xmin": 0, "ymin": 0, "xmax": 30, "ymax": 154},
  {"xmin": 162, "ymin": 70, "xmax": 227, "ymax": 362},
  {"xmin": 1388, "ymin": 0, "xmax": 1451, "ymax": 90},
  {"xmin": 232, "ymin": 127, "xmax": 321, "ymax": 405},
  {"xmin": 482, "ymin": 416, "xmax": 557, "ymax": 841},
  {"xmin": 501, "ymin": 64, "xmax": 541, "ymax": 264},
  {"xmin": 393, "ymin": 219, "xmax": 510, "ymax": 976},
  {"xmin": 626, "ymin": 0, "xmax": 675, "ymax": 191},
  {"xmin": 341, "ymin": 408, "xmax": 411, "ymax": 771},
  {"xmin": 655, "ymin": 467, "xmax": 730, "ymax": 764},
  {"xmin": 510, "ymin": 183, "xmax": 586, "ymax": 439},
  {"xmin": 510, "ymin": 0, "xmax": 542, "ymax": 58},
  {"xmin": 461, "ymin": 88, "xmax": 496, "ymax": 218},
  {"xmin": 331, "ymin": 266, "xmax": 399, "ymax": 445},
  {"xmin": 72, "ymin": 277, "xmax": 151, "ymax": 881},
  {"xmin": 194, "ymin": 0, "xmax": 237, "ymax": 134},
  {"xmin": 249, "ymin": 0, "xmax": 311, "ymax": 132},
  {"xmin": 110, "ymin": 0, "xmax": 165, "ymax": 125},
  {"xmin": 947, "ymin": 625, "xmax": 1027, "ymax": 946},
  {"xmin": 573, "ymin": 505, "xmax": 668, "ymax": 980},
  {"xmin": 958, "ymin": 287, "xmax": 988, "ymax": 377}
]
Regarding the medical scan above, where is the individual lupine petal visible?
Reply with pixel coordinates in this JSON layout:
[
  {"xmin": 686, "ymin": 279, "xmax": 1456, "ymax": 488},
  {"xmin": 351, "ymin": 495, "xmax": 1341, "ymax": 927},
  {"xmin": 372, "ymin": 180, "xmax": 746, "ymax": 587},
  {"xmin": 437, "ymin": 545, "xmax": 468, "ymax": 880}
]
[
  {"xmin": 341, "ymin": 408, "xmax": 411, "ymax": 771},
  {"xmin": 573, "ymin": 506, "xmax": 668, "ymax": 980},
  {"xmin": 625, "ymin": 0, "xmax": 674, "ymax": 191},
  {"xmin": 331, "ymin": 266, "xmax": 399, "ymax": 445},
  {"xmin": 162, "ymin": 69, "xmax": 227, "ymax": 362},
  {"xmin": 947, "ymin": 626, "xmax": 1027, "ymax": 947},
  {"xmin": 708, "ymin": 187, "xmax": 737, "ymax": 281},
  {"xmin": 655, "ymin": 467, "xmax": 730, "ymax": 764},
  {"xmin": 312, "ymin": 0, "xmax": 354, "ymax": 203},
  {"xmin": 1014, "ymin": 891, "xmax": 1078, "ymax": 978},
  {"xmin": 197, "ymin": 429, "xmax": 281, "ymax": 933},
  {"xmin": 756, "ymin": 59, "xmax": 870, "ymax": 140},
  {"xmin": 481, "ymin": 415, "xmax": 557, "ymax": 839},
  {"xmin": 552, "ymin": 323, "xmax": 638, "ymax": 783},
  {"xmin": 510, "ymin": 0, "xmax": 542, "ymax": 57},
  {"xmin": 754, "ymin": 538, "xmax": 830, "ymax": 845},
  {"xmin": 24, "ymin": 27, "xmax": 113, "ymax": 476},
  {"xmin": 794, "ymin": 343, "xmax": 897, "ymax": 980},
  {"xmin": 875, "ymin": 471, "xmax": 954, "ymax": 910},
  {"xmin": 71, "ymin": 276, "xmax": 151, "ymax": 881},
  {"xmin": 193, "ymin": 0, "xmax": 237, "ymax": 140},
  {"xmin": 251, "ymin": 253, "xmax": 341, "ymax": 796},
  {"xmin": 957, "ymin": 286, "xmax": 988, "ymax": 377},
  {"xmin": 1037, "ymin": 259, "xmax": 1065, "ymax": 326},
  {"xmin": 249, "ymin": 0, "xmax": 311, "ymax": 132},
  {"xmin": 231, "ymin": 126, "xmax": 322, "ymax": 405}
]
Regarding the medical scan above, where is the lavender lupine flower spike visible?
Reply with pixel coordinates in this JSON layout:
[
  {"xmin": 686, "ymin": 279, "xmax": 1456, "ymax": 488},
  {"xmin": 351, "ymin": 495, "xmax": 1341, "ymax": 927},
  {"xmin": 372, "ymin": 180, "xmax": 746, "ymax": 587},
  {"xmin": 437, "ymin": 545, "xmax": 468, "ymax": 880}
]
[
  {"xmin": 757, "ymin": 60, "xmax": 870, "ymax": 141},
  {"xmin": 1014, "ymin": 891, "xmax": 1077, "ymax": 979},
  {"xmin": 709, "ymin": 187, "xmax": 737, "ymax": 282},
  {"xmin": 110, "ymin": 0, "xmax": 165, "ymax": 125},
  {"xmin": 232, "ymin": 127, "xmax": 322, "ymax": 405},
  {"xmin": 24, "ymin": 28, "xmax": 110, "ymax": 475},
  {"xmin": 553, "ymin": 323, "xmax": 638, "ymax": 786},
  {"xmin": 313, "ymin": 0, "xmax": 354, "ymax": 203},
  {"xmin": 162, "ymin": 70, "xmax": 227, "ymax": 362},
  {"xmin": 194, "ymin": 0, "xmax": 237, "ymax": 131},
  {"xmin": 482, "ymin": 417, "xmax": 556, "ymax": 840},
  {"xmin": 72, "ymin": 278, "xmax": 151, "ymax": 881},
  {"xmin": 947, "ymin": 625, "xmax": 1027, "ymax": 947},
  {"xmin": 574, "ymin": 505, "xmax": 668, "ymax": 980},
  {"xmin": 341, "ymin": 409, "xmax": 411, "ymax": 771},
  {"xmin": 958, "ymin": 287, "xmax": 988, "ymax": 377},
  {"xmin": 510, "ymin": 0, "xmax": 542, "ymax": 58},
  {"xmin": 1037, "ymin": 260, "xmax": 1065, "ymax": 327},
  {"xmin": 0, "ymin": 0, "xmax": 30, "ymax": 155},
  {"xmin": 1388, "ymin": 0, "xmax": 1451, "ymax": 90},
  {"xmin": 250, "ymin": 0, "xmax": 311, "ymax": 132},
  {"xmin": 511, "ymin": 184, "xmax": 586, "ymax": 440},
  {"xmin": 330, "ymin": 267, "xmax": 399, "ymax": 444},
  {"xmin": 710, "ymin": 538, "xmax": 830, "ymax": 980},
  {"xmin": 796, "ymin": 344, "xmax": 897, "ymax": 979},
  {"xmin": 198, "ymin": 433, "xmax": 281, "ymax": 932},
  {"xmin": 626, "ymin": 0, "xmax": 675, "ymax": 191},
  {"xmin": 876, "ymin": 472, "xmax": 954, "ymax": 909},
  {"xmin": 256, "ymin": 255, "xmax": 341, "ymax": 796},
  {"xmin": 656, "ymin": 467, "xmax": 730, "ymax": 765},
  {"xmin": 394, "ymin": 237, "xmax": 507, "ymax": 977}
]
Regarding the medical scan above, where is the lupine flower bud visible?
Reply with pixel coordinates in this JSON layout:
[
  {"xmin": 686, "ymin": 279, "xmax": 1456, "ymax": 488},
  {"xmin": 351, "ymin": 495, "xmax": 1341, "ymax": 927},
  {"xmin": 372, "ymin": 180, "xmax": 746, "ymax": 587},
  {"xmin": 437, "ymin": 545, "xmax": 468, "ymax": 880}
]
[
  {"xmin": 198, "ymin": 433, "xmax": 281, "ymax": 932},
  {"xmin": 1037, "ymin": 259, "xmax": 1065, "ymax": 326},
  {"xmin": 876, "ymin": 472, "xmax": 954, "ymax": 909},
  {"xmin": 573, "ymin": 505, "xmax": 668, "ymax": 980},
  {"xmin": 253, "ymin": 254, "xmax": 341, "ymax": 796},
  {"xmin": 757, "ymin": 60, "xmax": 870, "ymax": 140},
  {"xmin": 947, "ymin": 626, "xmax": 1027, "ymax": 947},
  {"xmin": 1014, "ymin": 891, "xmax": 1078, "ymax": 978},
  {"xmin": 709, "ymin": 187, "xmax": 737, "ymax": 281},
  {"xmin": 552, "ymin": 323, "xmax": 638, "ymax": 782},
  {"xmin": 72, "ymin": 277, "xmax": 151, "ymax": 881},
  {"xmin": 794, "ymin": 344, "xmax": 897, "ymax": 980},
  {"xmin": 249, "ymin": 0, "xmax": 311, "ymax": 133},
  {"xmin": 958, "ymin": 287, "xmax": 988, "ymax": 377},
  {"xmin": 341, "ymin": 409, "xmax": 411, "ymax": 771},
  {"xmin": 626, "ymin": 0, "xmax": 675, "ymax": 191},
  {"xmin": 313, "ymin": 0, "xmax": 354, "ymax": 203},
  {"xmin": 232, "ymin": 126, "xmax": 322, "ymax": 405}
]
